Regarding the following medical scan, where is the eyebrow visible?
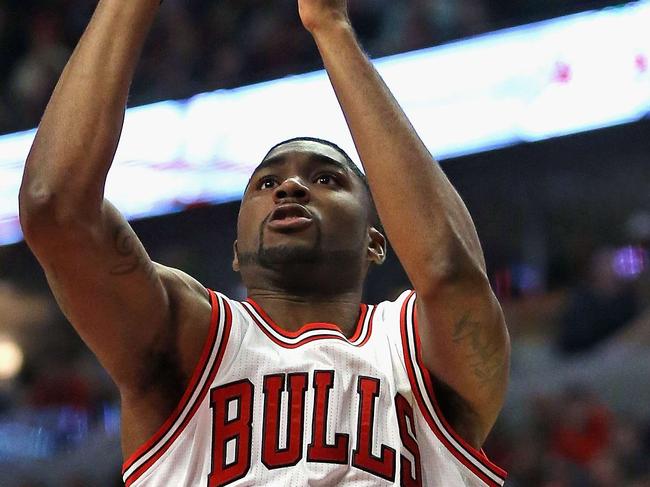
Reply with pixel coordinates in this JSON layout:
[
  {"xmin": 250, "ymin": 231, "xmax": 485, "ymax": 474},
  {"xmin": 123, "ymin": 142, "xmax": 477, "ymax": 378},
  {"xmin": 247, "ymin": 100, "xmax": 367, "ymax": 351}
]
[
  {"xmin": 253, "ymin": 153, "xmax": 350, "ymax": 176},
  {"xmin": 243, "ymin": 152, "xmax": 353, "ymax": 196}
]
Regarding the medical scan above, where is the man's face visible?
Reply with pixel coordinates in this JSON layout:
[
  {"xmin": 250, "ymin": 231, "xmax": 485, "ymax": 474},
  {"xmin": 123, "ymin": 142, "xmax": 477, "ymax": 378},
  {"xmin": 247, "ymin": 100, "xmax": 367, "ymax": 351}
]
[{"xmin": 234, "ymin": 140, "xmax": 374, "ymax": 279}]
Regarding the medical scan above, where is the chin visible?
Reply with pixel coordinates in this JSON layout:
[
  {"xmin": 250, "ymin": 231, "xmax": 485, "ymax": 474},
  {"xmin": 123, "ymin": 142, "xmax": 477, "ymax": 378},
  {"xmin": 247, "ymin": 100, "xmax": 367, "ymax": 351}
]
[{"xmin": 258, "ymin": 243, "xmax": 321, "ymax": 269}]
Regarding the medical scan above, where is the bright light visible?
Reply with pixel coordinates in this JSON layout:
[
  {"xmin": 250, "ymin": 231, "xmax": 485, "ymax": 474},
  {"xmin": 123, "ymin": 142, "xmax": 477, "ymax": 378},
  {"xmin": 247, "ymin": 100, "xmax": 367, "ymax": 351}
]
[
  {"xmin": 1, "ymin": 0, "xmax": 649, "ymax": 246},
  {"xmin": 613, "ymin": 246, "xmax": 647, "ymax": 279},
  {"xmin": 0, "ymin": 339, "xmax": 24, "ymax": 380}
]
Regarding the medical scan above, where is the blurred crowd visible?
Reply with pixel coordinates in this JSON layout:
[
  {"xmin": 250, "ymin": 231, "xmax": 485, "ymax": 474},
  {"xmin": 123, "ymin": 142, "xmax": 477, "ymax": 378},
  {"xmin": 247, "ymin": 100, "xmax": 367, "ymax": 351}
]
[
  {"xmin": 0, "ymin": 0, "xmax": 621, "ymax": 135},
  {"xmin": 494, "ymin": 388, "xmax": 650, "ymax": 487},
  {"xmin": 1, "ymin": 205, "xmax": 648, "ymax": 485},
  {"xmin": 2, "ymin": 0, "xmax": 649, "ymax": 485}
]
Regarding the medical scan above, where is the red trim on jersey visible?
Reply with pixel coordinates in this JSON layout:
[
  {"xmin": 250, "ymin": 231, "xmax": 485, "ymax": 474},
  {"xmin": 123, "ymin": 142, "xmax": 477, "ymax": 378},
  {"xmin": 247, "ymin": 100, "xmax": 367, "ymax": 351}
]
[
  {"xmin": 122, "ymin": 290, "xmax": 232, "ymax": 486},
  {"xmin": 355, "ymin": 305, "xmax": 376, "ymax": 347},
  {"xmin": 411, "ymin": 301, "xmax": 507, "ymax": 479},
  {"xmin": 348, "ymin": 304, "xmax": 369, "ymax": 343},
  {"xmin": 399, "ymin": 292, "xmax": 507, "ymax": 486},
  {"xmin": 243, "ymin": 299, "xmax": 372, "ymax": 348}
]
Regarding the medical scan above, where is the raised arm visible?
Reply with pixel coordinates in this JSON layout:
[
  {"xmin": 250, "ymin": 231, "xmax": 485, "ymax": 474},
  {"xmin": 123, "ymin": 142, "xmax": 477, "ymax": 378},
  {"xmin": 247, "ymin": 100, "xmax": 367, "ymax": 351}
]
[
  {"xmin": 18, "ymin": 0, "xmax": 210, "ymax": 414},
  {"xmin": 298, "ymin": 1, "xmax": 510, "ymax": 447}
]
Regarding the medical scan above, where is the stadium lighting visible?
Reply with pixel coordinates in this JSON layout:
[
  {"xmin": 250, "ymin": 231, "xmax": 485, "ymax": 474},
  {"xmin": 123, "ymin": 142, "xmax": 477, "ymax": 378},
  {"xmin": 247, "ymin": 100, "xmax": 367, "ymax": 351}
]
[
  {"xmin": 0, "ymin": 339, "xmax": 24, "ymax": 381},
  {"xmin": 0, "ymin": 0, "xmax": 649, "ymax": 246}
]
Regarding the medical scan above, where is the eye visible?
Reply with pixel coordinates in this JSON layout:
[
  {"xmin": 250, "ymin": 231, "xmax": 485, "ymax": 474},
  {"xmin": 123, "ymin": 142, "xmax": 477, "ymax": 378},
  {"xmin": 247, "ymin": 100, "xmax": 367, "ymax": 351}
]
[
  {"xmin": 258, "ymin": 176, "xmax": 278, "ymax": 190},
  {"xmin": 314, "ymin": 174, "xmax": 338, "ymax": 185}
]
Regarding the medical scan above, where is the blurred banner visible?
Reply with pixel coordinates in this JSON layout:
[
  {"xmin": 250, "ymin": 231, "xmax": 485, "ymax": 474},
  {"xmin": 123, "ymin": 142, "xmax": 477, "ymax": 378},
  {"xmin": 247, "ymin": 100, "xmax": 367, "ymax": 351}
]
[{"xmin": 1, "ymin": 0, "xmax": 649, "ymax": 245}]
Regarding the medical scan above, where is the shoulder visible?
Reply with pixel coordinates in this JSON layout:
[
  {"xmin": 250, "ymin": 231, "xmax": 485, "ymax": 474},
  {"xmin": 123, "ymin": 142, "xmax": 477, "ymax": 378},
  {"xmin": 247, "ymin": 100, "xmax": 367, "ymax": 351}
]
[
  {"xmin": 369, "ymin": 289, "xmax": 416, "ymax": 346},
  {"xmin": 121, "ymin": 265, "xmax": 216, "ymax": 400},
  {"xmin": 156, "ymin": 263, "xmax": 211, "ymax": 305},
  {"xmin": 119, "ymin": 267, "xmax": 222, "ymax": 461},
  {"xmin": 373, "ymin": 289, "xmax": 415, "ymax": 322},
  {"xmin": 151, "ymin": 264, "xmax": 214, "ymax": 380}
]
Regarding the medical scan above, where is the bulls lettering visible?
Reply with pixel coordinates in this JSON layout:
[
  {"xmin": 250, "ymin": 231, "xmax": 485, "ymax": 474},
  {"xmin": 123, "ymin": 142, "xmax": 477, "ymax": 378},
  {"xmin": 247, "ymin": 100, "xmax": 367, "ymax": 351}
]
[
  {"xmin": 209, "ymin": 371, "xmax": 419, "ymax": 485},
  {"xmin": 307, "ymin": 370, "xmax": 350, "ymax": 464},
  {"xmin": 208, "ymin": 380, "xmax": 254, "ymax": 487},
  {"xmin": 261, "ymin": 373, "xmax": 308, "ymax": 468},
  {"xmin": 395, "ymin": 393, "xmax": 423, "ymax": 486},
  {"xmin": 352, "ymin": 376, "xmax": 397, "ymax": 481}
]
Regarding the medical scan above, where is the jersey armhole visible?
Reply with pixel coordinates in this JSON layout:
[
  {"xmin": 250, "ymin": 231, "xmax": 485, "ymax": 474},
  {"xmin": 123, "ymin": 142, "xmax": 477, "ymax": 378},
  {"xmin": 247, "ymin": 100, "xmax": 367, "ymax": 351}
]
[
  {"xmin": 399, "ymin": 291, "xmax": 507, "ymax": 487},
  {"xmin": 122, "ymin": 289, "xmax": 232, "ymax": 486}
]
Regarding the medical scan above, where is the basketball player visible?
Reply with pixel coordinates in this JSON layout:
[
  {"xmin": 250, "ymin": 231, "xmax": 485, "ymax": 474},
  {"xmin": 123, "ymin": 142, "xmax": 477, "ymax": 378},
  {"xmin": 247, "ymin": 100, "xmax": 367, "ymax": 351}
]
[{"xmin": 19, "ymin": 0, "xmax": 510, "ymax": 485}]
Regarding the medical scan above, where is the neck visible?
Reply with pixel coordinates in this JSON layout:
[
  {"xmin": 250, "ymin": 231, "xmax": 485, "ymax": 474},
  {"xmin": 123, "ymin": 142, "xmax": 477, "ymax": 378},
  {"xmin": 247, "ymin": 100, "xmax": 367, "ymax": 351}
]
[{"xmin": 246, "ymin": 286, "xmax": 364, "ymax": 339}]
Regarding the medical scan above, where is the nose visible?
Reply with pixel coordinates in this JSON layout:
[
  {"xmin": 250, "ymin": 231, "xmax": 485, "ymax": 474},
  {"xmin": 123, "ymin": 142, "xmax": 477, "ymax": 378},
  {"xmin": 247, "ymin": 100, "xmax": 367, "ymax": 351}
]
[{"xmin": 273, "ymin": 177, "xmax": 310, "ymax": 203}]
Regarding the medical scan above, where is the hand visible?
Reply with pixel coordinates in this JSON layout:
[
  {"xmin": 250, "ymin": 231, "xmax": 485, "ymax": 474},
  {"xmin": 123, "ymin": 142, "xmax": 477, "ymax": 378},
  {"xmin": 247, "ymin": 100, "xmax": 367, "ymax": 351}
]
[{"xmin": 297, "ymin": 0, "xmax": 350, "ymax": 34}]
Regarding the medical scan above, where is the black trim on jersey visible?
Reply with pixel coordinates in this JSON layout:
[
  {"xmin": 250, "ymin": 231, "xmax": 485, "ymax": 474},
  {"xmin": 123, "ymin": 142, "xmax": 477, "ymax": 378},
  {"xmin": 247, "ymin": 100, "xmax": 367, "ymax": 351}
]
[
  {"xmin": 208, "ymin": 379, "xmax": 254, "ymax": 487},
  {"xmin": 224, "ymin": 396, "xmax": 241, "ymax": 426}
]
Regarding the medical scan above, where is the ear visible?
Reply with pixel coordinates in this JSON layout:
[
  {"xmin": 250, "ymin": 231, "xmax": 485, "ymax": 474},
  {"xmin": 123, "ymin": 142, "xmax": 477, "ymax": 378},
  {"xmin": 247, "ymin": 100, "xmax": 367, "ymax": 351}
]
[
  {"xmin": 232, "ymin": 241, "xmax": 240, "ymax": 272},
  {"xmin": 367, "ymin": 227, "xmax": 387, "ymax": 266}
]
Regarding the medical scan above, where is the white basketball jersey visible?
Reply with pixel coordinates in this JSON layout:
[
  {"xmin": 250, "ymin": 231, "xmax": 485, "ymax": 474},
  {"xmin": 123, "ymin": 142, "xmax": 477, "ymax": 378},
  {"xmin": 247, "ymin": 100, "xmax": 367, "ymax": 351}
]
[{"xmin": 122, "ymin": 290, "xmax": 507, "ymax": 486}]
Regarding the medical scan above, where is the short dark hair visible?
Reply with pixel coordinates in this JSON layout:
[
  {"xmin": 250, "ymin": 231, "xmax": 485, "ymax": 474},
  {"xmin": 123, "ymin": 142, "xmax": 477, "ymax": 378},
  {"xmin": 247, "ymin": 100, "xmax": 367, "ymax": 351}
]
[{"xmin": 261, "ymin": 137, "xmax": 383, "ymax": 234}]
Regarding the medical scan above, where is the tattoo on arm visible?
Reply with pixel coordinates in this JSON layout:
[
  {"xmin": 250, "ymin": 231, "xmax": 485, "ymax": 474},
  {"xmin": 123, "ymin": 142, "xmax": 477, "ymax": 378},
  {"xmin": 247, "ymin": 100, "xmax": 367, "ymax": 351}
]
[
  {"xmin": 452, "ymin": 313, "xmax": 506, "ymax": 388},
  {"xmin": 109, "ymin": 224, "xmax": 156, "ymax": 280}
]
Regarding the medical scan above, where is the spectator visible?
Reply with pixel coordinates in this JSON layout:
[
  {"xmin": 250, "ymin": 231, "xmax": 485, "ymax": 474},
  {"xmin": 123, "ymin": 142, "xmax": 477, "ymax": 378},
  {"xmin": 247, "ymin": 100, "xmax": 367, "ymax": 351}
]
[
  {"xmin": 549, "ymin": 387, "xmax": 612, "ymax": 466},
  {"xmin": 8, "ymin": 9, "xmax": 70, "ymax": 129},
  {"xmin": 0, "ymin": 0, "xmax": 626, "ymax": 135}
]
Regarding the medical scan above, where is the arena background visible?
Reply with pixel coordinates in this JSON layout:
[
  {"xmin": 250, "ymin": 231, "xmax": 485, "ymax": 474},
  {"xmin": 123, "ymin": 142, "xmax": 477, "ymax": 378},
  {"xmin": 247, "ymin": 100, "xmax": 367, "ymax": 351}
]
[{"xmin": 1, "ymin": 0, "xmax": 649, "ymax": 485}]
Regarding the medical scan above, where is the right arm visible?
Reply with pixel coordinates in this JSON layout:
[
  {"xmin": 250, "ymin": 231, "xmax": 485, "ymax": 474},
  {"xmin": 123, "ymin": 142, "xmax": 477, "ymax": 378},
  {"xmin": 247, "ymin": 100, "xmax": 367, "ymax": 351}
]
[{"xmin": 19, "ymin": 0, "xmax": 210, "ymax": 414}]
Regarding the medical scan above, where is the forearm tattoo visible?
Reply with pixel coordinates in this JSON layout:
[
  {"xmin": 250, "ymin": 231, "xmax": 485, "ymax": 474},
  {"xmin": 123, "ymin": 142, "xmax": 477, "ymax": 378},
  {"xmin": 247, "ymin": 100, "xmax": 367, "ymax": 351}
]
[{"xmin": 452, "ymin": 312, "xmax": 506, "ymax": 388}]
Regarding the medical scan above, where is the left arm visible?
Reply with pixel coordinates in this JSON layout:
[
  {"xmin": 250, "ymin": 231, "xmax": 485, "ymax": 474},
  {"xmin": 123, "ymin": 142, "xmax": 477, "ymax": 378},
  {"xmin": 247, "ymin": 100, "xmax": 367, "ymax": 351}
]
[{"xmin": 299, "ymin": 1, "xmax": 509, "ymax": 448}]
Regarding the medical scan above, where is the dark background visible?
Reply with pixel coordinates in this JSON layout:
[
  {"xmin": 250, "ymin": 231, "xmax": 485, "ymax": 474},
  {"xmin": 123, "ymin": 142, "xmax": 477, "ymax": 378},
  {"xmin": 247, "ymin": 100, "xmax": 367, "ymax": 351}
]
[{"xmin": 1, "ymin": 1, "xmax": 649, "ymax": 486}]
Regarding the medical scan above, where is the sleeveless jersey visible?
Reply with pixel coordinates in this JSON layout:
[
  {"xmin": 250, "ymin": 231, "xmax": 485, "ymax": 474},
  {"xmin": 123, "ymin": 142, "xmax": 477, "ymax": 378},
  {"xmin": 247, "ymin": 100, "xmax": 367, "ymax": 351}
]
[{"xmin": 122, "ymin": 290, "xmax": 507, "ymax": 487}]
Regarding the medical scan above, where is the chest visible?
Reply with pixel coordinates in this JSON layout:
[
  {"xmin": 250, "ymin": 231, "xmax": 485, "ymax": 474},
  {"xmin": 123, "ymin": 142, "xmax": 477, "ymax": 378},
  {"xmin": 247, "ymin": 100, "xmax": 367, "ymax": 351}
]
[{"xmin": 202, "ymin": 327, "xmax": 415, "ymax": 485}]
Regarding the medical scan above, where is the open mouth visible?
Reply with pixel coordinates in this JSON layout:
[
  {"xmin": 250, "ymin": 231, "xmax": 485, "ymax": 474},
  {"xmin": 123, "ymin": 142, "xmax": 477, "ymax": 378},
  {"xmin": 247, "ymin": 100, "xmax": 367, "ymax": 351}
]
[{"xmin": 267, "ymin": 204, "xmax": 314, "ymax": 231}]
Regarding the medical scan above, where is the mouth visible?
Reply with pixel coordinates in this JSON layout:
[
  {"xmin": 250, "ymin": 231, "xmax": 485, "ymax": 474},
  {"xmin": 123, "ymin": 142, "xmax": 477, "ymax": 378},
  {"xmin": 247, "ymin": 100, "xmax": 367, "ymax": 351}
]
[{"xmin": 266, "ymin": 204, "xmax": 314, "ymax": 232}]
